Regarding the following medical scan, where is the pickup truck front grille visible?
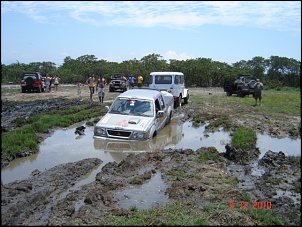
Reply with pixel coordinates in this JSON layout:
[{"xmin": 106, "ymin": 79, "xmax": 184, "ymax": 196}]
[{"xmin": 107, "ymin": 130, "xmax": 131, "ymax": 138}]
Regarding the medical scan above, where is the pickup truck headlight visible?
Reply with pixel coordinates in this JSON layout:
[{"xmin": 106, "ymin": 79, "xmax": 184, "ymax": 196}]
[
  {"xmin": 94, "ymin": 127, "xmax": 107, "ymax": 137},
  {"xmin": 131, "ymin": 132, "xmax": 146, "ymax": 140}
]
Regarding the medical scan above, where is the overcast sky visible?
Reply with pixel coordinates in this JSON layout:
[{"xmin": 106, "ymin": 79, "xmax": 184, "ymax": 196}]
[{"xmin": 1, "ymin": 1, "xmax": 301, "ymax": 66}]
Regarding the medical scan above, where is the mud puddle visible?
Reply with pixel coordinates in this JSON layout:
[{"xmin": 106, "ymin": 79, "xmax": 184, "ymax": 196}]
[
  {"xmin": 2, "ymin": 120, "xmax": 301, "ymax": 186},
  {"xmin": 115, "ymin": 171, "xmax": 169, "ymax": 210}
]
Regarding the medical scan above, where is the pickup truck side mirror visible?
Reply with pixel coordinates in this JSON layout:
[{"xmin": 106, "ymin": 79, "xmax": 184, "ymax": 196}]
[
  {"xmin": 156, "ymin": 110, "xmax": 164, "ymax": 118},
  {"xmin": 104, "ymin": 106, "xmax": 110, "ymax": 112}
]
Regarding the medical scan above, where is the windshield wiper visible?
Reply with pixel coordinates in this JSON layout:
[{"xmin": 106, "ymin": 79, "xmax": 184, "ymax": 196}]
[
  {"xmin": 110, "ymin": 110, "xmax": 121, "ymax": 114},
  {"xmin": 110, "ymin": 110, "xmax": 130, "ymax": 115},
  {"xmin": 131, "ymin": 112, "xmax": 149, "ymax": 117}
]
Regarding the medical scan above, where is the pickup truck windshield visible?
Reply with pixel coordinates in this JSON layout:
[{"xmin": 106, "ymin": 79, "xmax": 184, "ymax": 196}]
[{"xmin": 109, "ymin": 98, "xmax": 154, "ymax": 117}]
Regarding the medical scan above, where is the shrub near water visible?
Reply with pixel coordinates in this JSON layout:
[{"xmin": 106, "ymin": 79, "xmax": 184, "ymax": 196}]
[{"xmin": 230, "ymin": 127, "xmax": 257, "ymax": 150}]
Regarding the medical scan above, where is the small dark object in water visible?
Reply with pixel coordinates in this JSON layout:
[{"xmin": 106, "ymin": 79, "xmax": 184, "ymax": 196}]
[
  {"xmin": 209, "ymin": 93, "xmax": 212, "ymax": 95},
  {"xmin": 76, "ymin": 126, "xmax": 86, "ymax": 131},
  {"xmin": 75, "ymin": 126, "xmax": 86, "ymax": 135}
]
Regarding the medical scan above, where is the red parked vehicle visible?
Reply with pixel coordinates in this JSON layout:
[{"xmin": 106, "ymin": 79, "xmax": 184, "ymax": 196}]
[{"xmin": 20, "ymin": 72, "xmax": 46, "ymax": 93}]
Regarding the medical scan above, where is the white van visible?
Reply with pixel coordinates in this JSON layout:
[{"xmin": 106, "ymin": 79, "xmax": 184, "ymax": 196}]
[{"xmin": 149, "ymin": 72, "xmax": 189, "ymax": 108}]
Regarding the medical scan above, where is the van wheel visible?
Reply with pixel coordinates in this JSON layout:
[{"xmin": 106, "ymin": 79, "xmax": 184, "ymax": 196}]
[
  {"xmin": 174, "ymin": 95, "xmax": 182, "ymax": 108},
  {"xmin": 184, "ymin": 93, "xmax": 189, "ymax": 104},
  {"xmin": 178, "ymin": 95, "xmax": 182, "ymax": 107}
]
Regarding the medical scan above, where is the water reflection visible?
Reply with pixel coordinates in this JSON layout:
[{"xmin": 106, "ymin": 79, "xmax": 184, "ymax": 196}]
[
  {"xmin": 115, "ymin": 172, "xmax": 169, "ymax": 210},
  {"xmin": 93, "ymin": 120, "xmax": 183, "ymax": 162},
  {"xmin": 1, "ymin": 120, "xmax": 301, "ymax": 185},
  {"xmin": 257, "ymin": 134, "xmax": 301, "ymax": 158},
  {"xmin": 165, "ymin": 122, "xmax": 231, "ymax": 152}
]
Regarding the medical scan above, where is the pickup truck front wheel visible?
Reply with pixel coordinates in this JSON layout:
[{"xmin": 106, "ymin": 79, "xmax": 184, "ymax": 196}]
[{"xmin": 166, "ymin": 111, "xmax": 172, "ymax": 125}]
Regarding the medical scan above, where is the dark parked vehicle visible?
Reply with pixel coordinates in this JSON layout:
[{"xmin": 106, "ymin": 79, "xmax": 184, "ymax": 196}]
[
  {"xmin": 20, "ymin": 72, "xmax": 46, "ymax": 93},
  {"xmin": 223, "ymin": 74, "xmax": 257, "ymax": 97},
  {"xmin": 109, "ymin": 74, "xmax": 128, "ymax": 92}
]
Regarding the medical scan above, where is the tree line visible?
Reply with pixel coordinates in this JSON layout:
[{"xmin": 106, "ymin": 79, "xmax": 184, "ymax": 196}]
[{"xmin": 1, "ymin": 53, "xmax": 300, "ymax": 89}]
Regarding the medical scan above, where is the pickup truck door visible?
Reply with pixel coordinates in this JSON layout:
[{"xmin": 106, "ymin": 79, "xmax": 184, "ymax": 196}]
[{"xmin": 155, "ymin": 97, "xmax": 167, "ymax": 130}]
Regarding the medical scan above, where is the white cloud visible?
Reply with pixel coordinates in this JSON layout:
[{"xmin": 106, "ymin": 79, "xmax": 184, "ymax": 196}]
[
  {"xmin": 163, "ymin": 50, "xmax": 194, "ymax": 61},
  {"xmin": 1, "ymin": 1, "xmax": 300, "ymax": 32}
]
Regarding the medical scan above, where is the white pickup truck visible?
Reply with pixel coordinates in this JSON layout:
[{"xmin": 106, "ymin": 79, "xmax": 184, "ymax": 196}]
[
  {"xmin": 94, "ymin": 89, "xmax": 174, "ymax": 140},
  {"xmin": 149, "ymin": 71, "xmax": 189, "ymax": 108}
]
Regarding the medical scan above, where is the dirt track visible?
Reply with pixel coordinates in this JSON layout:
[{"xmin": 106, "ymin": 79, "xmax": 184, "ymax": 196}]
[{"xmin": 1, "ymin": 85, "xmax": 301, "ymax": 226}]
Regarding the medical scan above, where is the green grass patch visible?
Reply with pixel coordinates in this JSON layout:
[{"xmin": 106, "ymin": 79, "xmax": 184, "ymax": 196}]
[
  {"xmin": 243, "ymin": 207, "xmax": 288, "ymax": 225},
  {"xmin": 1, "ymin": 103, "xmax": 105, "ymax": 156},
  {"xmin": 102, "ymin": 202, "xmax": 209, "ymax": 226},
  {"xmin": 167, "ymin": 169, "xmax": 197, "ymax": 181},
  {"xmin": 195, "ymin": 148, "xmax": 223, "ymax": 162},
  {"xmin": 1, "ymin": 126, "xmax": 39, "ymax": 156},
  {"xmin": 237, "ymin": 90, "xmax": 301, "ymax": 117},
  {"xmin": 190, "ymin": 89, "xmax": 300, "ymax": 118},
  {"xmin": 230, "ymin": 127, "xmax": 257, "ymax": 150}
]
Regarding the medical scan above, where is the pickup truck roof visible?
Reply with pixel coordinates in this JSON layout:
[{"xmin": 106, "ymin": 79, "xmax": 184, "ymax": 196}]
[{"xmin": 117, "ymin": 89, "xmax": 164, "ymax": 101}]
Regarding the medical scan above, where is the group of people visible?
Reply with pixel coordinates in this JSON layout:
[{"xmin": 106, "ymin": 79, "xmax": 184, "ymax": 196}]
[
  {"xmin": 128, "ymin": 75, "xmax": 143, "ymax": 89},
  {"xmin": 76, "ymin": 74, "xmax": 144, "ymax": 103},
  {"xmin": 75, "ymin": 74, "xmax": 107, "ymax": 103},
  {"xmin": 44, "ymin": 75, "xmax": 60, "ymax": 92}
]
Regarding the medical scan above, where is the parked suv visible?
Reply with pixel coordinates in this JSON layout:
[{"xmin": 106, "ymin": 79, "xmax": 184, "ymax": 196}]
[
  {"xmin": 109, "ymin": 73, "xmax": 128, "ymax": 92},
  {"xmin": 20, "ymin": 72, "xmax": 46, "ymax": 93},
  {"xmin": 223, "ymin": 74, "xmax": 257, "ymax": 97}
]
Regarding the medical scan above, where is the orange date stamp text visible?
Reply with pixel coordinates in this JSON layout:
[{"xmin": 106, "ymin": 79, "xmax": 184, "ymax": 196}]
[{"xmin": 229, "ymin": 200, "xmax": 272, "ymax": 210}]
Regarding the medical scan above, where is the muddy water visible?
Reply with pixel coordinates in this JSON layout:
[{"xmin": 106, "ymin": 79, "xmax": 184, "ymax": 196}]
[{"xmin": 1, "ymin": 120, "xmax": 301, "ymax": 186}]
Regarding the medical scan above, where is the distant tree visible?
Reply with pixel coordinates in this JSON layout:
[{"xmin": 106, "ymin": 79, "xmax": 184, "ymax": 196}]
[{"xmin": 1, "ymin": 54, "xmax": 300, "ymax": 88}]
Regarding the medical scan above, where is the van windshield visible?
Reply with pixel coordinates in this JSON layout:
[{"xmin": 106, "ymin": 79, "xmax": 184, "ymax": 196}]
[{"xmin": 154, "ymin": 75, "xmax": 172, "ymax": 84}]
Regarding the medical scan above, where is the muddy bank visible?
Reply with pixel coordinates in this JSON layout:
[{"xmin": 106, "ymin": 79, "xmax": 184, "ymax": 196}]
[{"xmin": 1, "ymin": 147, "xmax": 300, "ymax": 226}]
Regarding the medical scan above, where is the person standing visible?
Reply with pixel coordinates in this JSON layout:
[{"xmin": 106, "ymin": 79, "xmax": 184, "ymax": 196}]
[
  {"xmin": 45, "ymin": 75, "xmax": 51, "ymax": 92},
  {"xmin": 53, "ymin": 75, "xmax": 60, "ymax": 92},
  {"xmin": 96, "ymin": 75, "xmax": 107, "ymax": 103},
  {"xmin": 137, "ymin": 75, "xmax": 143, "ymax": 88},
  {"xmin": 76, "ymin": 81, "xmax": 83, "ymax": 101},
  {"xmin": 86, "ymin": 75, "xmax": 96, "ymax": 102},
  {"xmin": 49, "ymin": 75, "xmax": 53, "ymax": 92},
  {"xmin": 253, "ymin": 79, "xmax": 264, "ymax": 106},
  {"xmin": 128, "ymin": 75, "xmax": 136, "ymax": 89}
]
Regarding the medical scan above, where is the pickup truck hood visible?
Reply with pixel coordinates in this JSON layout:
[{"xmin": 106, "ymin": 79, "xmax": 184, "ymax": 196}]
[{"xmin": 96, "ymin": 114, "xmax": 152, "ymax": 130}]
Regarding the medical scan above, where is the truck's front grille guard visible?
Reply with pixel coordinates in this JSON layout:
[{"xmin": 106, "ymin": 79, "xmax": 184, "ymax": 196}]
[{"xmin": 107, "ymin": 129, "xmax": 132, "ymax": 138}]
